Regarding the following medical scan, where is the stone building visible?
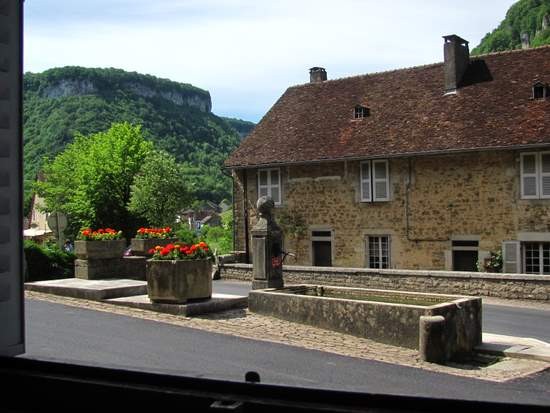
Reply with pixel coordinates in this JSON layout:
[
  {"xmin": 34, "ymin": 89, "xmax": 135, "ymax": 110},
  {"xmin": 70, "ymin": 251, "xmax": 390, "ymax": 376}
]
[{"xmin": 224, "ymin": 35, "xmax": 550, "ymax": 274}]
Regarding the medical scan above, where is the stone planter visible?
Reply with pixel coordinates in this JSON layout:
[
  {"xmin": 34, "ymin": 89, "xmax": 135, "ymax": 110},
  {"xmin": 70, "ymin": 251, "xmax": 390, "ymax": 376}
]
[
  {"xmin": 146, "ymin": 259, "xmax": 212, "ymax": 304},
  {"xmin": 74, "ymin": 239, "xmax": 126, "ymax": 260},
  {"xmin": 130, "ymin": 237, "xmax": 179, "ymax": 256}
]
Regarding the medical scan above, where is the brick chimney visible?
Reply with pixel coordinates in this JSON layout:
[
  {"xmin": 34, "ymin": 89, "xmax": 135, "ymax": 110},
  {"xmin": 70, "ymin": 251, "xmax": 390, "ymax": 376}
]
[
  {"xmin": 309, "ymin": 67, "xmax": 327, "ymax": 83},
  {"xmin": 443, "ymin": 35, "xmax": 470, "ymax": 92}
]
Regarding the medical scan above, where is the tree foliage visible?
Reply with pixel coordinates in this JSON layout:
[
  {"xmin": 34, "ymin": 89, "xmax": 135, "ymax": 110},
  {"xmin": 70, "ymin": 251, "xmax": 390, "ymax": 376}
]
[
  {"xmin": 129, "ymin": 150, "xmax": 191, "ymax": 227},
  {"xmin": 23, "ymin": 66, "xmax": 251, "ymax": 213},
  {"xmin": 472, "ymin": 0, "xmax": 550, "ymax": 55},
  {"xmin": 36, "ymin": 122, "xmax": 153, "ymax": 237}
]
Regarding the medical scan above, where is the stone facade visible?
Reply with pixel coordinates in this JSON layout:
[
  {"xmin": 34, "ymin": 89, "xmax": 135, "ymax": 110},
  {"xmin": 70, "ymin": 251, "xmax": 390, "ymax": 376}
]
[
  {"xmin": 220, "ymin": 264, "xmax": 550, "ymax": 301},
  {"xmin": 232, "ymin": 150, "xmax": 550, "ymax": 272}
]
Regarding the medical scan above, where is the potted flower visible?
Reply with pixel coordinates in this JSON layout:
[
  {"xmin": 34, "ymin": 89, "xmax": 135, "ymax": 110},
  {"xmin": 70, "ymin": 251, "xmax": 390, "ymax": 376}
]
[
  {"xmin": 130, "ymin": 226, "xmax": 178, "ymax": 256},
  {"xmin": 74, "ymin": 228, "xmax": 126, "ymax": 259},
  {"xmin": 146, "ymin": 241, "xmax": 214, "ymax": 304}
]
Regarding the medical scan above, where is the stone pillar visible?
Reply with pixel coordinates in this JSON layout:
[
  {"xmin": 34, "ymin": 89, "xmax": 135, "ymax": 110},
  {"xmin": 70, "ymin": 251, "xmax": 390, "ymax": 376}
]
[
  {"xmin": 251, "ymin": 196, "xmax": 284, "ymax": 290},
  {"xmin": 419, "ymin": 315, "xmax": 447, "ymax": 363}
]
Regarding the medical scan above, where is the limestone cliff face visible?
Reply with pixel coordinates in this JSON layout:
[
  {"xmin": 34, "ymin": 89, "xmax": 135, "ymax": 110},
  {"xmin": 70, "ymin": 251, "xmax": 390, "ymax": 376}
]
[
  {"xmin": 40, "ymin": 77, "xmax": 212, "ymax": 113},
  {"xmin": 41, "ymin": 79, "xmax": 97, "ymax": 98}
]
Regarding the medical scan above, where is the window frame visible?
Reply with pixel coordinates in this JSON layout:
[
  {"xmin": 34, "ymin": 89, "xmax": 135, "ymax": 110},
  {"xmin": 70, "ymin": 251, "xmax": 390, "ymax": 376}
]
[
  {"xmin": 366, "ymin": 235, "xmax": 391, "ymax": 269},
  {"xmin": 353, "ymin": 105, "xmax": 370, "ymax": 119},
  {"xmin": 532, "ymin": 83, "xmax": 547, "ymax": 100},
  {"xmin": 522, "ymin": 242, "xmax": 550, "ymax": 275},
  {"xmin": 257, "ymin": 167, "xmax": 282, "ymax": 206},
  {"xmin": 310, "ymin": 227, "xmax": 334, "ymax": 267},
  {"xmin": 360, "ymin": 160, "xmax": 390, "ymax": 202}
]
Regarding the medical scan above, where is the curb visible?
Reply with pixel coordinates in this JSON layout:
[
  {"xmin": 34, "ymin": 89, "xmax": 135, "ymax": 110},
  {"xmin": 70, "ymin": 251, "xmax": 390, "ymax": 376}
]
[{"xmin": 476, "ymin": 333, "xmax": 550, "ymax": 363}]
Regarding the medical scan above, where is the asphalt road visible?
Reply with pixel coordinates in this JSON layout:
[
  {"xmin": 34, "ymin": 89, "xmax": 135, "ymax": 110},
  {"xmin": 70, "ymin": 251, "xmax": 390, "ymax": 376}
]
[
  {"xmin": 215, "ymin": 280, "xmax": 550, "ymax": 343},
  {"xmin": 23, "ymin": 298, "xmax": 550, "ymax": 406}
]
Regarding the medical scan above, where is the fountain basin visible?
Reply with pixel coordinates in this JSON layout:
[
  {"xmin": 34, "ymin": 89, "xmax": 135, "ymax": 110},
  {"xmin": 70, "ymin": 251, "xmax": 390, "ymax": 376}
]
[{"xmin": 249, "ymin": 285, "xmax": 481, "ymax": 359}]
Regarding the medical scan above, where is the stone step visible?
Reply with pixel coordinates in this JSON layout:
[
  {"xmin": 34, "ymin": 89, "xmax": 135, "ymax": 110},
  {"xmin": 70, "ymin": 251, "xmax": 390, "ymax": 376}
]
[
  {"xmin": 105, "ymin": 293, "xmax": 248, "ymax": 316},
  {"xmin": 25, "ymin": 278, "xmax": 147, "ymax": 301}
]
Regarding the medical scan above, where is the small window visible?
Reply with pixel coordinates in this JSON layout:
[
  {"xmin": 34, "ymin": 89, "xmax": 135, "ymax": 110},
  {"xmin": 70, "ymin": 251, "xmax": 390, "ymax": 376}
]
[
  {"xmin": 532, "ymin": 83, "xmax": 547, "ymax": 100},
  {"xmin": 354, "ymin": 105, "xmax": 370, "ymax": 119},
  {"xmin": 258, "ymin": 168, "xmax": 282, "ymax": 205},
  {"xmin": 367, "ymin": 235, "xmax": 390, "ymax": 269}
]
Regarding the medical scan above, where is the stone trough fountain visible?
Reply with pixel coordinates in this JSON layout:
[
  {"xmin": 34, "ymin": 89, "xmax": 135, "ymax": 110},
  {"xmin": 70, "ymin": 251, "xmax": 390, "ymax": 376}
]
[{"xmin": 249, "ymin": 196, "xmax": 482, "ymax": 363}]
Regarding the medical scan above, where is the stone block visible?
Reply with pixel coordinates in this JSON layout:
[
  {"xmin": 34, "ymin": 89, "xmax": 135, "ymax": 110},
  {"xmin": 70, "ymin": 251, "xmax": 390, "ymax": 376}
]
[
  {"xmin": 75, "ymin": 258, "xmax": 123, "ymax": 280},
  {"xmin": 146, "ymin": 259, "xmax": 212, "ymax": 304},
  {"xmin": 419, "ymin": 315, "xmax": 446, "ymax": 363},
  {"xmin": 74, "ymin": 239, "xmax": 126, "ymax": 260}
]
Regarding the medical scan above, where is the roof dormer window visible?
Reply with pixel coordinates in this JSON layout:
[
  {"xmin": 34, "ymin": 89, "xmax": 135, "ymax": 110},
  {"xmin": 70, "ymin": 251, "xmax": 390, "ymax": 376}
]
[
  {"xmin": 354, "ymin": 105, "xmax": 370, "ymax": 119},
  {"xmin": 533, "ymin": 82, "xmax": 547, "ymax": 100}
]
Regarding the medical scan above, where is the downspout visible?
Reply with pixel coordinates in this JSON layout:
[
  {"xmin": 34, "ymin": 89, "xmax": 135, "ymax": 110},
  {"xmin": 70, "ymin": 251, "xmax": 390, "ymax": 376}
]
[
  {"xmin": 243, "ymin": 169, "xmax": 250, "ymax": 263},
  {"xmin": 221, "ymin": 167, "xmax": 236, "ymax": 254},
  {"xmin": 405, "ymin": 157, "xmax": 449, "ymax": 242}
]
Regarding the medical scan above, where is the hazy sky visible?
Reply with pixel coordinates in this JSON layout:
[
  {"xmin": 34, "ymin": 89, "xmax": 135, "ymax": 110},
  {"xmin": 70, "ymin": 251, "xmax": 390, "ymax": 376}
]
[{"xmin": 24, "ymin": 0, "xmax": 517, "ymax": 122}]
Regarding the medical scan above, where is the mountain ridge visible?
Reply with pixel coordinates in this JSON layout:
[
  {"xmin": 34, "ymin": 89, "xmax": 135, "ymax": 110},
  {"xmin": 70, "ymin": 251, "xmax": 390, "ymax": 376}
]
[{"xmin": 23, "ymin": 66, "xmax": 255, "ymax": 210}]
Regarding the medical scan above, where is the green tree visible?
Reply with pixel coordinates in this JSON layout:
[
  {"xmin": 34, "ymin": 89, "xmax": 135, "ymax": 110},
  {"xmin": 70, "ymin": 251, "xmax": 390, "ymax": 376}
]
[
  {"xmin": 129, "ymin": 150, "xmax": 191, "ymax": 227},
  {"xmin": 36, "ymin": 122, "xmax": 153, "ymax": 237}
]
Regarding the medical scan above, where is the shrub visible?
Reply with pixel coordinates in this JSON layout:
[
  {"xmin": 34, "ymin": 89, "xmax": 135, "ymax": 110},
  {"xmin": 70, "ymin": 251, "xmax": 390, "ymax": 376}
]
[
  {"xmin": 24, "ymin": 240, "xmax": 75, "ymax": 281},
  {"xmin": 174, "ymin": 225, "xmax": 199, "ymax": 245}
]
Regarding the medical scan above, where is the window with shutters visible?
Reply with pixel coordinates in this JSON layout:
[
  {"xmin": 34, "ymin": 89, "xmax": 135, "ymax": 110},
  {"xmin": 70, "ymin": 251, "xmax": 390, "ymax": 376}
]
[
  {"xmin": 367, "ymin": 235, "xmax": 390, "ymax": 269},
  {"xmin": 258, "ymin": 168, "xmax": 281, "ymax": 205},
  {"xmin": 520, "ymin": 152, "xmax": 550, "ymax": 199},
  {"xmin": 360, "ymin": 160, "xmax": 390, "ymax": 202}
]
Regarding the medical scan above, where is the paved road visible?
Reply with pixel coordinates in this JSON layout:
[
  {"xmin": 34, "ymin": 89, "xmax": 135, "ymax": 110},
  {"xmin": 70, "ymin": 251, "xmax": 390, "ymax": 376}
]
[
  {"xmin": 215, "ymin": 280, "xmax": 550, "ymax": 343},
  {"xmin": 23, "ymin": 298, "xmax": 550, "ymax": 406}
]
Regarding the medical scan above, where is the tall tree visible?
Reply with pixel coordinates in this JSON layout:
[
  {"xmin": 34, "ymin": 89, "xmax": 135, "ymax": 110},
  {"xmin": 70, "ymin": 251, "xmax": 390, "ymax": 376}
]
[
  {"xmin": 36, "ymin": 122, "xmax": 153, "ymax": 237},
  {"xmin": 129, "ymin": 150, "xmax": 191, "ymax": 227}
]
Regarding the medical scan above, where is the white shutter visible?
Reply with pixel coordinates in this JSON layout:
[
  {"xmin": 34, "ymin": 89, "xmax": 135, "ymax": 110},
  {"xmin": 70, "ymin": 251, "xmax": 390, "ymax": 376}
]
[
  {"xmin": 258, "ymin": 170, "xmax": 268, "ymax": 197},
  {"xmin": 373, "ymin": 160, "xmax": 390, "ymax": 201},
  {"xmin": 520, "ymin": 153, "xmax": 539, "ymax": 199},
  {"xmin": 502, "ymin": 241, "xmax": 521, "ymax": 274},
  {"xmin": 360, "ymin": 161, "xmax": 371, "ymax": 202},
  {"xmin": 0, "ymin": 0, "xmax": 25, "ymax": 357},
  {"xmin": 270, "ymin": 169, "xmax": 281, "ymax": 205},
  {"xmin": 540, "ymin": 152, "xmax": 550, "ymax": 199}
]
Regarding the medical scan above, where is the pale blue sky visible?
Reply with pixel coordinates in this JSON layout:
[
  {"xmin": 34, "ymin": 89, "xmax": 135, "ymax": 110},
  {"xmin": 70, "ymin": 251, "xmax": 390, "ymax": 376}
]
[{"xmin": 24, "ymin": 0, "xmax": 517, "ymax": 122}]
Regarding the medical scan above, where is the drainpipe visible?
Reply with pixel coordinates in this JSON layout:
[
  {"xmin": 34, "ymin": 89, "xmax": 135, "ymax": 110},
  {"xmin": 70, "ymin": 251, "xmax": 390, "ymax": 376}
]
[
  {"xmin": 405, "ymin": 157, "xmax": 449, "ymax": 243},
  {"xmin": 243, "ymin": 169, "xmax": 250, "ymax": 263},
  {"xmin": 221, "ymin": 167, "xmax": 237, "ymax": 254}
]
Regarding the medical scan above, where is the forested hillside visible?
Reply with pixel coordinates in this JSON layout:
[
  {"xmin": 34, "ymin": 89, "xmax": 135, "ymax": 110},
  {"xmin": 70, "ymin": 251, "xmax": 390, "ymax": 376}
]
[
  {"xmin": 472, "ymin": 0, "xmax": 550, "ymax": 54},
  {"xmin": 23, "ymin": 66, "xmax": 253, "ymax": 210}
]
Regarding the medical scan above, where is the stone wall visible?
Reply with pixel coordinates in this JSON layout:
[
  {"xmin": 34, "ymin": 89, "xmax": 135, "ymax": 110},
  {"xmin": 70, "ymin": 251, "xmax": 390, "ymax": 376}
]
[
  {"xmin": 231, "ymin": 150, "xmax": 550, "ymax": 271},
  {"xmin": 220, "ymin": 264, "xmax": 550, "ymax": 301}
]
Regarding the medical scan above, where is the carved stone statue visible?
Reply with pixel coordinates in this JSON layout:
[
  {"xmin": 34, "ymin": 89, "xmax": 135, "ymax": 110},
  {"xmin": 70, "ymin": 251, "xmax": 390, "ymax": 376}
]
[{"xmin": 251, "ymin": 196, "xmax": 284, "ymax": 289}]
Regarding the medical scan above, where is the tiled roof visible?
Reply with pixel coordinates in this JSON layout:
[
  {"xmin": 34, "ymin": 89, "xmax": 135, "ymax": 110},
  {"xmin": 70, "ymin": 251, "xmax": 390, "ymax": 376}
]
[{"xmin": 225, "ymin": 46, "xmax": 550, "ymax": 168}]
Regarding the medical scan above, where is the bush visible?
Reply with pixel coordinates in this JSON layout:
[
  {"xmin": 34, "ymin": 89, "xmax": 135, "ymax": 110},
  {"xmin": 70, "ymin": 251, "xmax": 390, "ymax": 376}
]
[
  {"xmin": 24, "ymin": 240, "xmax": 75, "ymax": 281},
  {"xmin": 174, "ymin": 225, "xmax": 199, "ymax": 245},
  {"xmin": 200, "ymin": 224, "xmax": 232, "ymax": 255}
]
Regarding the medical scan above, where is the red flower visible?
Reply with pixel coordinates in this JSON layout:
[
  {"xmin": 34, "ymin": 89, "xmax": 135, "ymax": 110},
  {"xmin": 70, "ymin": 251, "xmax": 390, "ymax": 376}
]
[{"xmin": 160, "ymin": 248, "xmax": 170, "ymax": 256}]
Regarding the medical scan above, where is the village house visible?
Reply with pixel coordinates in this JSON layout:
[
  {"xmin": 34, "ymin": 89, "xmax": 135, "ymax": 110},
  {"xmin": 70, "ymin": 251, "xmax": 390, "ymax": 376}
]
[{"xmin": 224, "ymin": 35, "xmax": 550, "ymax": 274}]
